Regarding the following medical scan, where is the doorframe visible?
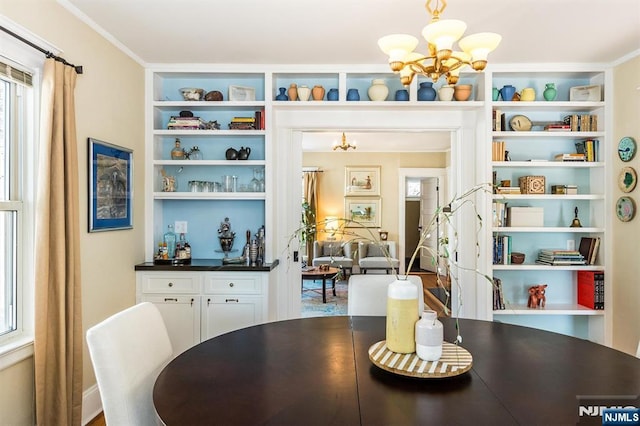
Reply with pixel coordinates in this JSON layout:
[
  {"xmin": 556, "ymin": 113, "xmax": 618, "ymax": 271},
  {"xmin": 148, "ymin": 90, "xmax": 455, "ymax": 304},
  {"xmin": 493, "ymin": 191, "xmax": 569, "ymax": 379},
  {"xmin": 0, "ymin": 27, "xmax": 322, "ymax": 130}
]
[{"xmin": 398, "ymin": 167, "xmax": 450, "ymax": 275}]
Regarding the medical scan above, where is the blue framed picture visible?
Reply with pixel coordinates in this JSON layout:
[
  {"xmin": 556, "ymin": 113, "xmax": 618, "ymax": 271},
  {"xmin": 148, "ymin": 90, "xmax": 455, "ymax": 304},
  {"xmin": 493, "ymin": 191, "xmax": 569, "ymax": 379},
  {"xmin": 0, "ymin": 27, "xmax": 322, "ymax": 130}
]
[{"xmin": 88, "ymin": 138, "xmax": 133, "ymax": 232}]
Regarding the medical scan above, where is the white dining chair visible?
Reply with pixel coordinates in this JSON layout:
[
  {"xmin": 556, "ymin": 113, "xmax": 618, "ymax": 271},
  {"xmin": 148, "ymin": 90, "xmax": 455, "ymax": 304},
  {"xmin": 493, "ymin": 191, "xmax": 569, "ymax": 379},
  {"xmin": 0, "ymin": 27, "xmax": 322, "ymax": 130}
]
[
  {"xmin": 347, "ymin": 274, "xmax": 424, "ymax": 316},
  {"xmin": 86, "ymin": 302, "xmax": 173, "ymax": 426}
]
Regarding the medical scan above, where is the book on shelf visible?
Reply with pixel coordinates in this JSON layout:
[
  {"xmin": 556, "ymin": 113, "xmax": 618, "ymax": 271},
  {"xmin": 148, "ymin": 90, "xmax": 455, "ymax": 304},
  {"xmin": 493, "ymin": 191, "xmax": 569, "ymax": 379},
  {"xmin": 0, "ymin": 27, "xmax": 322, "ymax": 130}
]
[
  {"xmin": 554, "ymin": 153, "xmax": 586, "ymax": 161},
  {"xmin": 536, "ymin": 248, "xmax": 586, "ymax": 265},
  {"xmin": 493, "ymin": 277, "xmax": 506, "ymax": 310},
  {"xmin": 574, "ymin": 139, "xmax": 599, "ymax": 162},
  {"xmin": 493, "ymin": 235, "xmax": 512, "ymax": 265},
  {"xmin": 544, "ymin": 123, "xmax": 571, "ymax": 132},
  {"xmin": 493, "ymin": 109, "xmax": 506, "ymax": 131},
  {"xmin": 254, "ymin": 109, "xmax": 265, "ymax": 130},
  {"xmin": 564, "ymin": 114, "xmax": 598, "ymax": 132},
  {"xmin": 496, "ymin": 186, "xmax": 522, "ymax": 194},
  {"xmin": 577, "ymin": 270, "xmax": 605, "ymax": 309},
  {"xmin": 231, "ymin": 116, "xmax": 256, "ymax": 123},
  {"xmin": 578, "ymin": 237, "xmax": 600, "ymax": 265},
  {"xmin": 492, "ymin": 201, "xmax": 508, "ymax": 227},
  {"xmin": 492, "ymin": 141, "xmax": 506, "ymax": 161}
]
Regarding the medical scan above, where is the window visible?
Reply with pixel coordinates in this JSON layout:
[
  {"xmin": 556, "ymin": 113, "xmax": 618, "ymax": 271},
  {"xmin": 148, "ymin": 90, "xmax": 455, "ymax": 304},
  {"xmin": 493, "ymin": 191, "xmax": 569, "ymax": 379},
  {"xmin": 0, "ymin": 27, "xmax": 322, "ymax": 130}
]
[{"xmin": 0, "ymin": 60, "xmax": 32, "ymax": 340}]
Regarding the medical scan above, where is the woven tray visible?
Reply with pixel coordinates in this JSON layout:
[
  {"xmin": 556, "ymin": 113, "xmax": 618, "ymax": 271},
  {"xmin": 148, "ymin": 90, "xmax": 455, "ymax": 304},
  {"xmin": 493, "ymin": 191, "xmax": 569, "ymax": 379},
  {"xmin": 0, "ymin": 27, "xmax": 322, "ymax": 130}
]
[{"xmin": 368, "ymin": 340, "xmax": 472, "ymax": 378}]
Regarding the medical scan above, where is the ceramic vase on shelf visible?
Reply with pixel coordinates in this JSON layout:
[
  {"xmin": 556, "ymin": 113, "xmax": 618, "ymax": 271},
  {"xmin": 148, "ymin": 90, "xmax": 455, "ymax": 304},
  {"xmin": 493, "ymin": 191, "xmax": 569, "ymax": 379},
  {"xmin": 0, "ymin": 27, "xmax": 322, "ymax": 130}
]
[
  {"xmin": 275, "ymin": 87, "xmax": 288, "ymax": 101},
  {"xmin": 543, "ymin": 83, "xmax": 557, "ymax": 101},
  {"xmin": 288, "ymin": 83, "xmax": 298, "ymax": 101},
  {"xmin": 492, "ymin": 87, "xmax": 500, "ymax": 101},
  {"xmin": 417, "ymin": 81, "xmax": 437, "ymax": 101},
  {"xmin": 499, "ymin": 84, "xmax": 516, "ymax": 101},
  {"xmin": 415, "ymin": 310, "xmax": 443, "ymax": 361},
  {"xmin": 327, "ymin": 88, "xmax": 339, "ymax": 101},
  {"xmin": 394, "ymin": 89, "xmax": 409, "ymax": 101},
  {"xmin": 297, "ymin": 85, "xmax": 311, "ymax": 101},
  {"xmin": 346, "ymin": 88, "xmax": 360, "ymax": 101},
  {"xmin": 454, "ymin": 84, "xmax": 472, "ymax": 101},
  {"xmin": 438, "ymin": 85, "xmax": 454, "ymax": 101},
  {"xmin": 312, "ymin": 85, "xmax": 325, "ymax": 101},
  {"xmin": 520, "ymin": 87, "xmax": 535, "ymax": 101},
  {"xmin": 367, "ymin": 79, "xmax": 389, "ymax": 101},
  {"xmin": 385, "ymin": 278, "xmax": 419, "ymax": 354}
]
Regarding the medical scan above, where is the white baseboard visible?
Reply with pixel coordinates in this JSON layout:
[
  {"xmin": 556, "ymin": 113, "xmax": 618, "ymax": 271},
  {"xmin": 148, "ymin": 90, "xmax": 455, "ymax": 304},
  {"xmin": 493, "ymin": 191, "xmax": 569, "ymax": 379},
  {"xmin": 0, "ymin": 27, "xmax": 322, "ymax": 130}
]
[{"xmin": 81, "ymin": 384, "xmax": 102, "ymax": 425}]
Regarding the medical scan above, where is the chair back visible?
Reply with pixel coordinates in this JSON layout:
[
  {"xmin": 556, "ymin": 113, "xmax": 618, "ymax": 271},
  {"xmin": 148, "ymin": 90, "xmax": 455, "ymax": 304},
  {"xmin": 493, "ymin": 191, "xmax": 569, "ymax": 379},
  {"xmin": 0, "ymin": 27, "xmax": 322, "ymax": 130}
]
[
  {"xmin": 359, "ymin": 241, "xmax": 397, "ymax": 259},
  {"xmin": 347, "ymin": 275, "xmax": 424, "ymax": 316},
  {"xmin": 86, "ymin": 302, "xmax": 173, "ymax": 425}
]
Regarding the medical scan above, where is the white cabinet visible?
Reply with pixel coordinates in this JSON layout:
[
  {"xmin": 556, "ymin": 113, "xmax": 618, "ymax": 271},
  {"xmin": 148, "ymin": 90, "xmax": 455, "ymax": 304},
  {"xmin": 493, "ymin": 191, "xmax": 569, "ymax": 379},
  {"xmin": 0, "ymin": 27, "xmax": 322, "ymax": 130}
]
[
  {"xmin": 487, "ymin": 68, "xmax": 610, "ymax": 343},
  {"xmin": 137, "ymin": 270, "xmax": 269, "ymax": 352}
]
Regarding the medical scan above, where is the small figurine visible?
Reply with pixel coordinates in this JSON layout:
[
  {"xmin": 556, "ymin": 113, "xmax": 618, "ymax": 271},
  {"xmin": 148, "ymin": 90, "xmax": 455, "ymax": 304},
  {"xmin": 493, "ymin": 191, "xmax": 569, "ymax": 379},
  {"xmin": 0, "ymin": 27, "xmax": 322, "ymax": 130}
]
[
  {"xmin": 527, "ymin": 284, "xmax": 547, "ymax": 308},
  {"xmin": 218, "ymin": 217, "xmax": 236, "ymax": 255}
]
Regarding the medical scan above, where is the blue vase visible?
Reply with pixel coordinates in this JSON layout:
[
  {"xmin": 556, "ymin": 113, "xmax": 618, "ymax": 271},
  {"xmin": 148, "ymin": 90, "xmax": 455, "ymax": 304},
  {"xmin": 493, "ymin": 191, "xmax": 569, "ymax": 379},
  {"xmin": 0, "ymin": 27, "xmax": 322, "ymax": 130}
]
[
  {"xmin": 500, "ymin": 85, "xmax": 516, "ymax": 101},
  {"xmin": 417, "ymin": 82, "xmax": 437, "ymax": 101},
  {"xmin": 275, "ymin": 87, "xmax": 288, "ymax": 101},
  {"xmin": 327, "ymin": 88, "xmax": 339, "ymax": 101},
  {"xmin": 346, "ymin": 88, "xmax": 360, "ymax": 101},
  {"xmin": 395, "ymin": 89, "xmax": 409, "ymax": 101}
]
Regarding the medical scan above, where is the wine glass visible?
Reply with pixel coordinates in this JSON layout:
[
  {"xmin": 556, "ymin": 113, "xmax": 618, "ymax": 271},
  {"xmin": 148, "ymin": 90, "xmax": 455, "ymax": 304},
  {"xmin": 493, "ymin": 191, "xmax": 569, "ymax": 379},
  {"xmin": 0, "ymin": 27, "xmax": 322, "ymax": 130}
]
[{"xmin": 250, "ymin": 168, "xmax": 261, "ymax": 192}]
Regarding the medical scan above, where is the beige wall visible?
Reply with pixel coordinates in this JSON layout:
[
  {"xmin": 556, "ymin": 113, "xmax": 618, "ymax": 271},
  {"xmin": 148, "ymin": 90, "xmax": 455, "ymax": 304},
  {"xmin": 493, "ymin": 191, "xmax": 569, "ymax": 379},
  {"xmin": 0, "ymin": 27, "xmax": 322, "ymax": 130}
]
[
  {"xmin": 303, "ymin": 151, "xmax": 447, "ymax": 243},
  {"xmin": 612, "ymin": 54, "xmax": 640, "ymax": 355},
  {"xmin": 0, "ymin": 2, "xmax": 145, "ymax": 424}
]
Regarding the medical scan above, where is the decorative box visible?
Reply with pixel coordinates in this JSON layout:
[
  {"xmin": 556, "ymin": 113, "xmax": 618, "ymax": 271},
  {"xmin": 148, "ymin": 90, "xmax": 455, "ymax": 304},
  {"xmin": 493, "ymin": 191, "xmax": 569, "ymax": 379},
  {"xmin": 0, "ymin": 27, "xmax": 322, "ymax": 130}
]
[
  {"xmin": 551, "ymin": 185, "xmax": 578, "ymax": 195},
  {"xmin": 519, "ymin": 175, "xmax": 546, "ymax": 194},
  {"xmin": 507, "ymin": 207, "xmax": 544, "ymax": 227}
]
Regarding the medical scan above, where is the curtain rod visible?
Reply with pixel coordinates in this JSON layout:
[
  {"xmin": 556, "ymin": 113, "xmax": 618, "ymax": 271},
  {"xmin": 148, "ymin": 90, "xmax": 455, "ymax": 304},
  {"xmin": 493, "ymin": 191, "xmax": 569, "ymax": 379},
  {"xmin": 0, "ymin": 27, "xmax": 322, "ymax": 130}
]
[{"xmin": 0, "ymin": 25, "xmax": 83, "ymax": 74}]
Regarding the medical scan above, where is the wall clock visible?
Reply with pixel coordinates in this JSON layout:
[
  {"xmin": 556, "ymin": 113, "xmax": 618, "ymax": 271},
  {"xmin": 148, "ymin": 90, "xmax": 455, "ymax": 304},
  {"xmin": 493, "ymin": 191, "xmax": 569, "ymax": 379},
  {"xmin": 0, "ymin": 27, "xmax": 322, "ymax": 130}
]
[
  {"xmin": 618, "ymin": 166, "xmax": 637, "ymax": 193},
  {"xmin": 617, "ymin": 136, "xmax": 636, "ymax": 162},
  {"xmin": 615, "ymin": 196, "xmax": 635, "ymax": 222}
]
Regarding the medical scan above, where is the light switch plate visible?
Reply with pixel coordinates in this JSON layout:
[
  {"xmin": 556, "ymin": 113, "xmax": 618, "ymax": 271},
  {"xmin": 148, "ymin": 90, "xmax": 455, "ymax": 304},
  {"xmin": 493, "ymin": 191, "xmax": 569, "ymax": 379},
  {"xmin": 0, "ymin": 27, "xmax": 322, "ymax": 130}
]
[{"xmin": 174, "ymin": 221, "xmax": 188, "ymax": 234}]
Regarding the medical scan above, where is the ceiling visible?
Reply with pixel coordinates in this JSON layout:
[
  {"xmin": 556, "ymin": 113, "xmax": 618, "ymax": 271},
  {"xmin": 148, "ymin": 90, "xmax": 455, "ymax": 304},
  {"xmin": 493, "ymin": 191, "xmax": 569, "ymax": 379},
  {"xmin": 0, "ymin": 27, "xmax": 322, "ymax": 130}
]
[
  {"xmin": 58, "ymin": 0, "xmax": 639, "ymax": 152},
  {"xmin": 61, "ymin": 0, "xmax": 639, "ymax": 66}
]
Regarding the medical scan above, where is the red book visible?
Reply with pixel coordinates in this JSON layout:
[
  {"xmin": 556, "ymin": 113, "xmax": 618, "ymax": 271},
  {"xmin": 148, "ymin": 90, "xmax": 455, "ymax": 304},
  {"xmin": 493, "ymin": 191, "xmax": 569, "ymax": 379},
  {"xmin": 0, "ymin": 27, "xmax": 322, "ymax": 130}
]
[{"xmin": 577, "ymin": 270, "xmax": 604, "ymax": 309}]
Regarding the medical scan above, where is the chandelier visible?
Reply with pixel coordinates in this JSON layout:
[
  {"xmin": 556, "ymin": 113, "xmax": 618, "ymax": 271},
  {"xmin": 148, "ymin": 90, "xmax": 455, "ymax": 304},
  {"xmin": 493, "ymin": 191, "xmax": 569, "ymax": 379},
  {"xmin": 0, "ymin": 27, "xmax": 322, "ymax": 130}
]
[
  {"xmin": 332, "ymin": 133, "xmax": 357, "ymax": 151},
  {"xmin": 378, "ymin": 0, "xmax": 501, "ymax": 86}
]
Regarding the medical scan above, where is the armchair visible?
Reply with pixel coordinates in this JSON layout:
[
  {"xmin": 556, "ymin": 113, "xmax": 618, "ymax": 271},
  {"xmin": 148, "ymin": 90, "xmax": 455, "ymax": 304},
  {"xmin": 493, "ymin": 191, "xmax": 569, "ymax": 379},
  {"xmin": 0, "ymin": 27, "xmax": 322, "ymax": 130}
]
[
  {"xmin": 358, "ymin": 241, "xmax": 400, "ymax": 274},
  {"xmin": 312, "ymin": 240, "xmax": 354, "ymax": 278}
]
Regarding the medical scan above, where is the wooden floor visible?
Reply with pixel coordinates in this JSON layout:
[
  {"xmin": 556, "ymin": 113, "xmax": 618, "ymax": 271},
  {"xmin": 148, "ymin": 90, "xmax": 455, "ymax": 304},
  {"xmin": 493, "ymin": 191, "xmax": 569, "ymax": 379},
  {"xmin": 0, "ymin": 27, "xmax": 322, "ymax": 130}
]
[
  {"xmin": 87, "ymin": 412, "xmax": 105, "ymax": 426},
  {"xmin": 409, "ymin": 271, "xmax": 451, "ymax": 317}
]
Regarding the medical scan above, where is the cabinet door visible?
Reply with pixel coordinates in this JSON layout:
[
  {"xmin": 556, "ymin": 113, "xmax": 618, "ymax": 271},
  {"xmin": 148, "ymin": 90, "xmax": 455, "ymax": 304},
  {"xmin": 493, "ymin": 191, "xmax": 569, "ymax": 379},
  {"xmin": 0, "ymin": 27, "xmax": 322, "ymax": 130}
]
[
  {"xmin": 141, "ymin": 295, "xmax": 201, "ymax": 355},
  {"xmin": 202, "ymin": 295, "xmax": 263, "ymax": 340}
]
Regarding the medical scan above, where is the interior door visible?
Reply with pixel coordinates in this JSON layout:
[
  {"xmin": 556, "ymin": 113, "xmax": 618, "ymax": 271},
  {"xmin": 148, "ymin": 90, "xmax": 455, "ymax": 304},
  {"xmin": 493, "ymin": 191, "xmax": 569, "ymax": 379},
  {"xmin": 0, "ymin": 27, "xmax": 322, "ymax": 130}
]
[{"xmin": 419, "ymin": 177, "xmax": 440, "ymax": 272}]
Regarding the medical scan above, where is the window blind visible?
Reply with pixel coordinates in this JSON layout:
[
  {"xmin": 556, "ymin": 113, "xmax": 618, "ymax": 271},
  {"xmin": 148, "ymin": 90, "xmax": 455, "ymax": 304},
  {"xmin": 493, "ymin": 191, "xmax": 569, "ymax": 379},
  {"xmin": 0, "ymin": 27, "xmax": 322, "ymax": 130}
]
[{"xmin": 0, "ymin": 59, "xmax": 32, "ymax": 87}]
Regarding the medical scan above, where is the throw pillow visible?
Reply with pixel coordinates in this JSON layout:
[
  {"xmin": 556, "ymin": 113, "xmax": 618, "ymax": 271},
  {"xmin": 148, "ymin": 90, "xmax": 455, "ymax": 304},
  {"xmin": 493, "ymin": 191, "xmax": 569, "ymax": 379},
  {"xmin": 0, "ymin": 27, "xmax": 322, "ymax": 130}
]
[
  {"xmin": 366, "ymin": 243, "xmax": 388, "ymax": 257},
  {"xmin": 322, "ymin": 243, "xmax": 343, "ymax": 257}
]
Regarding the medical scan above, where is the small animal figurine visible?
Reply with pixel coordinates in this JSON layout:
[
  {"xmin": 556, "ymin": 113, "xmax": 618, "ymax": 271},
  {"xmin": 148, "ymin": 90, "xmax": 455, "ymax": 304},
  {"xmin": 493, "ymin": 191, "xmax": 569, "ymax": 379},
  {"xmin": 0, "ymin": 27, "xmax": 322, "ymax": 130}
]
[{"xmin": 527, "ymin": 284, "xmax": 547, "ymax": 308}]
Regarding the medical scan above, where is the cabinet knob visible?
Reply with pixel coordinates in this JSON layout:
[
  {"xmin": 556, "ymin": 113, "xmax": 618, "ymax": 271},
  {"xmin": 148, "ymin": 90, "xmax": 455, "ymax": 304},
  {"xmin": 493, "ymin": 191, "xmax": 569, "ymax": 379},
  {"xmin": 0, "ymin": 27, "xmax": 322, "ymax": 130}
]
[
  {"xmin": 168, "ymin": 282, "xmax": 173, "ymax": 287},
  {"xmin": 229, "ymin": 282, "xmax": 234, "ymax": 287}
]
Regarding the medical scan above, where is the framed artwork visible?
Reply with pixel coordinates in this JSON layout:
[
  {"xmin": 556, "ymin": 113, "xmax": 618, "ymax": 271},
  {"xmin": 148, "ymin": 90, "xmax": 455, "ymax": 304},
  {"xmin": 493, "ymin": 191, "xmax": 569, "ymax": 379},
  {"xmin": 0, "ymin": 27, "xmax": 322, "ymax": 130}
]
[
  {"xmin": 344, "ymin": 197, "xmax": 381, "ymax": 228},
  {"xmin": 618, "ymin": 166, "xmax": 637, "ymax": 193},
  {"xmin": 89, "ymin": 138, "xmax": 133, "ymax": 232},
  {"xmin": 345, "ymin": 166, "xmax": 381, "ymax": 196}
]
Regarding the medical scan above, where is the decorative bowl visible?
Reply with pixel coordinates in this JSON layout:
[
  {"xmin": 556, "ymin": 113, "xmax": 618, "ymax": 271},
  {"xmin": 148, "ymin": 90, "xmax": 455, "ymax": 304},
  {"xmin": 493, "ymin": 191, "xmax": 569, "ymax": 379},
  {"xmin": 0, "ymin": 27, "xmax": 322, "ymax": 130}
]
[
  {"xmin": 511, "ymin": 252, "xmax": 525, "ymax": 264},
  {"xmin": 180, "ymin": 87, "xmax": 205, "ymax": 101}
]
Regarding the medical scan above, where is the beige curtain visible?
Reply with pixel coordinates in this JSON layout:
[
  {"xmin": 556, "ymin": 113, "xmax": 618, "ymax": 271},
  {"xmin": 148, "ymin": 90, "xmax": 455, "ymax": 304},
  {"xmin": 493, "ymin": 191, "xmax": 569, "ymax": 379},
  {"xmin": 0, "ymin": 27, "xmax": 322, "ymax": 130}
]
[
  {"xmin": 34, "ymin": 59, "xmax": 83, "ymax": 425},
  {"xmin": 303, "ymin": 171, "xmax": 319, "ymax": 262}
]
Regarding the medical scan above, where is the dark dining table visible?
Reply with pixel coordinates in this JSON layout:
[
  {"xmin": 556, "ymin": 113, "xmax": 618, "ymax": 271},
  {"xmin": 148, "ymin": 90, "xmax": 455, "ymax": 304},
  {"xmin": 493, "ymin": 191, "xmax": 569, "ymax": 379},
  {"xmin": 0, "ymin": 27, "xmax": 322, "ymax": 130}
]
[{"xmin": 153, "ymin": 316, "xmax": 640, "ymax": 425}]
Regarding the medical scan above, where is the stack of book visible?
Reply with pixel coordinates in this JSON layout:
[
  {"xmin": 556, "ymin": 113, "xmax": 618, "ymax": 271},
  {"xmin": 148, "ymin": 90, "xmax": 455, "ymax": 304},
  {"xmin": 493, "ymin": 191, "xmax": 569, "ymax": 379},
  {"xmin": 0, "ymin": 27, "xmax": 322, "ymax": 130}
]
[
  {"xmin": 563, "ymin": 114, "xmax": 598, "ymax": 132},
  {"xmin": 228, "ymin": 116, "xmax": 256, "ymax": 130},
  {"xmin": 554, "ymin": 153, "xmax": 586, "ymax": 161},
  {"xmin": 167, "ymin": 116, "xmax": 206, "ymax": 130},
  {"xmin": 574, "ymin": 139, "xmax": 599, "ymax": 162},
  {"xmin": 544, "ymin": 122, "xmax": 571, "ymax": 132},
  {"xmin": 536, "ymin": 249, "xmax": 586, "ymax": 265},
  {"xmin": 495, "ymin": 186, "xmax": 521, "ymax": 195}
]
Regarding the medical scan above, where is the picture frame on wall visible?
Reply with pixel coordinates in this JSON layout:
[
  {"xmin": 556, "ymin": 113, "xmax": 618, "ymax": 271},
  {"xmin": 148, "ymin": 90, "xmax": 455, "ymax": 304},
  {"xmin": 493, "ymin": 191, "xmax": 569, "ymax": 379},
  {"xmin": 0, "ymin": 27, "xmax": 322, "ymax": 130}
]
[
  {"xmin": 88, "ymin": 138, "xmax": 133, "ymax": 232},
  {"xmin": 345, "ymin": 166, "xmax": 381, "ymax": 196},
  {"xmin": 344, "ymin": 197, "xmax": 381, "ymax": 228}
]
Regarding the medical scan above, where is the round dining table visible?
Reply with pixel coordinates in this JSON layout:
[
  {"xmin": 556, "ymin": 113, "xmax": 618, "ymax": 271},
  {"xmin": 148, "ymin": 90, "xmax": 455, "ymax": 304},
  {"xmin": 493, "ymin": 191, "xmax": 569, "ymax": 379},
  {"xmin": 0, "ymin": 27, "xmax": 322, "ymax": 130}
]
[{"xmin": 153, "ymin": 316, "xmax": 640, "ymax": 425}]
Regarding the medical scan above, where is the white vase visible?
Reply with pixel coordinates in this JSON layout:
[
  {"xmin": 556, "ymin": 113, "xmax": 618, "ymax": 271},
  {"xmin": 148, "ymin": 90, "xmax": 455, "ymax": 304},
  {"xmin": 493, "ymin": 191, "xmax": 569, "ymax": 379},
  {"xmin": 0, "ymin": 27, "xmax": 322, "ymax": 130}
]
[
  {"xmin": 415, "ymin": 310, "xmax": 443, "ymax": 361},
  {"xmin": 386, "ymin": 278, "xmax": 419, "ymax": 354},
  {"xmin": 297, "ymin": 85, "xmax": 311, "ymax": 101},
  {"xmin": 367, "ymin": 79, "xmax": 389, "ymax": 101},
  {"xmin": 438, "ymin": 85, "xmax": 454, "ymax": 101}
]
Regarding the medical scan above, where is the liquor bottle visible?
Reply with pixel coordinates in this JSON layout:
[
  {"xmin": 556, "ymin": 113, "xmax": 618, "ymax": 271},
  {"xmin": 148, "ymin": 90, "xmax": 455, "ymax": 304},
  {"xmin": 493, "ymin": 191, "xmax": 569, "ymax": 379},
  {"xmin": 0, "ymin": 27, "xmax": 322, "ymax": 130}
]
[
  {"xmin": 164, "ymin": 225, "xmax": 177, "ymax": 258},
  {"xmin": 171, "ymin": 138, "xmax": 185, "ymax": 160},
  {"xmin": 177, "ymin": 233, "xmax": 187, "ymax": 259}
]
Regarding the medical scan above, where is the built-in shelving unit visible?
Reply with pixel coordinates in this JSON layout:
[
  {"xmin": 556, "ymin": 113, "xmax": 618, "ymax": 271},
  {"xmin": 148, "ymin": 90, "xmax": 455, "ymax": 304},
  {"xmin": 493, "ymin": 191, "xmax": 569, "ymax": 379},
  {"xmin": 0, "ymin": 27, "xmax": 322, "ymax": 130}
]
[{"xmin": 487, "ymin": 67, "xmax": 610, "ymax": 343}]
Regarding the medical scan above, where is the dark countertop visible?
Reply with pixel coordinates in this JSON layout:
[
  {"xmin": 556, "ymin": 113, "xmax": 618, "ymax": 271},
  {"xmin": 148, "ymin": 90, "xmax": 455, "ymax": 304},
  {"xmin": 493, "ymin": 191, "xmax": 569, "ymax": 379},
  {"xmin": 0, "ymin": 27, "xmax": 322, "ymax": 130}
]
[{"xmin": 134, "ymin": 258, "xmax": 279, "ymax": 272}]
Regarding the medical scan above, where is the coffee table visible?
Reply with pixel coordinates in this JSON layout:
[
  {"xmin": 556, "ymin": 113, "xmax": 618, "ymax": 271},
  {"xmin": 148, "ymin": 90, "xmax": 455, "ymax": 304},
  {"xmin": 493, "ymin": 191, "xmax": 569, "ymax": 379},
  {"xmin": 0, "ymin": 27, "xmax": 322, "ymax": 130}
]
[{"xmin": 301, "ymin": 266, "xmax": 339, "ymax": 303}]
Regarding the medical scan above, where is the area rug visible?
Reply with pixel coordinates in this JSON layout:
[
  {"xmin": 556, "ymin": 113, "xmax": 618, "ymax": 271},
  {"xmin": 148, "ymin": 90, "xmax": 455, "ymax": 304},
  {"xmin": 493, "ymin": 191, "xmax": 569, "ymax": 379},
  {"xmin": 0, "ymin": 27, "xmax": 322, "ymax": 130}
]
[{"xmin": 301, "ymin": 279, "xmax": 348, "ymax": 317}]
